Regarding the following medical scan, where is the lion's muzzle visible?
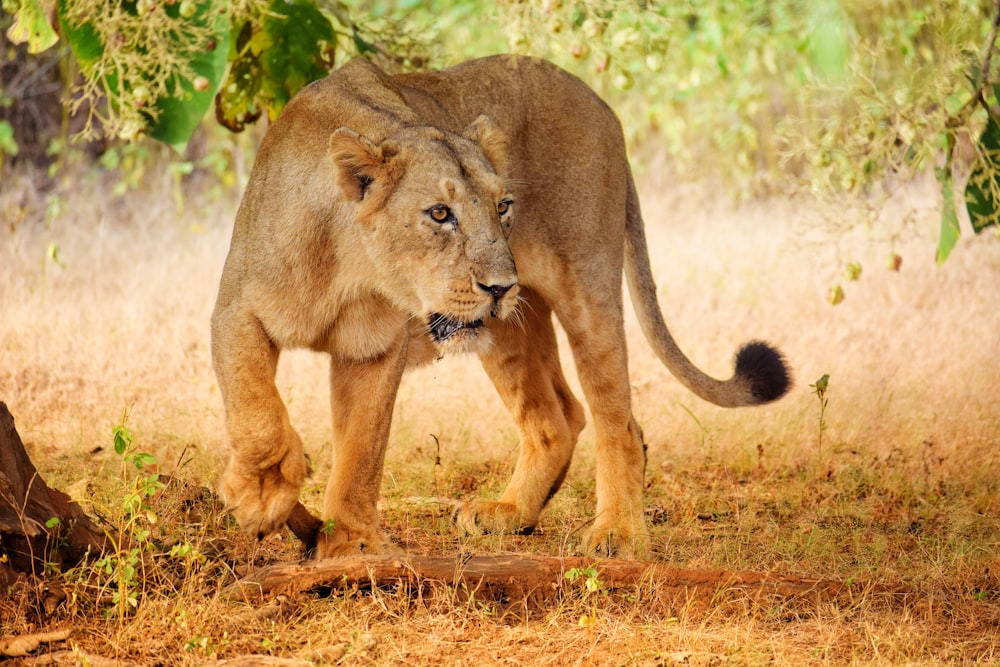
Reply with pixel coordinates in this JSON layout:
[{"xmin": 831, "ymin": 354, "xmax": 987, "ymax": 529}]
[
  {"xmin": 426, "ymin": 278, "xmax": 518, "ymax": 350},
  {"xmin": 479, "ymin": 281, "xmax": 517, "ymax": 318}
]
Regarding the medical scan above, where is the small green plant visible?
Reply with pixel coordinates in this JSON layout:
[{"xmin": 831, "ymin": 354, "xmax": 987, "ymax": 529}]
[
  {"xmin": 565, "ymin": 565, "xmax": 604, "ymax": 594},
  {"xmin": 169, "ymin": 541, "xmax": 207, "ymax": 568},
  {"xmin": 810, "ymin": 374, "xmax": 831, "ymax": 464},
  {"xmin": 94, "ymin": 407, "xmax": 165, "ymax": 618},
  {"xmin": 184, "ymin": 632, "xmax": 228, "ymax": 655},
  {"xmin": 565, "ymin": 565, "xmax": 605, "ymax": 630},
  {"xmin": 40, "ymin": 242, "xmax": 66, "ymax": 288}
]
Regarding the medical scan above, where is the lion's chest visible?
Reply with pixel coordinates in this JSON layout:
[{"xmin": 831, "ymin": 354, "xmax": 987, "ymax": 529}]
[{"xmin": 318, "ymin": 295, "xmax": 408, "ymax": 361}]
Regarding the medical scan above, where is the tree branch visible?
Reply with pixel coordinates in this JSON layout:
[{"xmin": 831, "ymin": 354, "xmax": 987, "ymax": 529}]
[{"xmin": 225, "ymin": 553, "xmax": 913, "ymax": 608}]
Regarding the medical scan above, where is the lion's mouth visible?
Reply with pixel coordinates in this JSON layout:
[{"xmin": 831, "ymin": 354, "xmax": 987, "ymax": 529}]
[{"xmin": 428, "ymin": 313, "xmax": 484, "ymax": 342}]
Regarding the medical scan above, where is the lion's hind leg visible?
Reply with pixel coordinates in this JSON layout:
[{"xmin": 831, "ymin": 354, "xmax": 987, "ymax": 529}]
[
  {"xmin": 556, "ymin": 288, "xmax": 650, "ymax": 560},
  {"xmin": 456, "ymin": 289, "xmax": 586, "ymax": 537},
  {"xmin": 212, "ymin": 307, "xmax": 308, "ymax": 539}
]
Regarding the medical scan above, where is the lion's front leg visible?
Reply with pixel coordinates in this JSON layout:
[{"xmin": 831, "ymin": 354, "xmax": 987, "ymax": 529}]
[
  {"xmin": 213, "ymin": 306, "xmax": 307, "ymax": 539},
  {"xmin": 317, "ymin": 335, "xmax": 408, "ymax": 558},
  {"xmin": 457, "ymin": 292, "xmax": 586, "ymax": 537}
]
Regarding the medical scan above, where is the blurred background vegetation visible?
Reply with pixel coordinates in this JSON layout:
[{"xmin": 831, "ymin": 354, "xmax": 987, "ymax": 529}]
[{"xmin": 2, "ymin": 0, "xmax": 999, "ymax": 261}]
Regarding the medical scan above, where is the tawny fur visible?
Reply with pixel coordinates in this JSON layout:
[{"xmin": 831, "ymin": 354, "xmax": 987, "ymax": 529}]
[{"xmin": 212, "ymin": 55, "xmax": 791, "ymax": 559}]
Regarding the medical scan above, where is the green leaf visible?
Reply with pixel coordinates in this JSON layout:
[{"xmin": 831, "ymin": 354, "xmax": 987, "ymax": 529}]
[
  {"xmin": 964, "ymin": 48, "xmax": 983, "ymax": 90},
  {"xmin": 810, "ymin": 374, "xmax": 830, "ymax": 395},
  {"xmin": 56, "ymin": 0, "xmax": 103, "ymax": 69},
  {"xmin": 352, "ymin": 27, "xmax": 377, "ymax": 57},
  {"xmin": 58, "ymin": 0, "xmax": 229, "ymax": 147},
  {"xmin": 216, "ymin": 0, "xmax": 334, "ymax": 131},
  {"xmin": 133, "ymin": 452, "xmax": 156, "ymax": 470},
  {"xmin": 214, "ymin": 20, "xmax": 265, "ymax": 132},
  {"xmin": 147, "ymin": 0, "xmax": 230, "ymax": 148},
  {"xmin": 806, "ymin": 0, "xmax": 851, "ymax": 81},
  {"xmin": 6, "ymin": 0, "xmax": 59, "ymax": 54},
  {"xmin": 258, "ymin": 0, "xmax": 335, "ymax": 120},
  {"xmin": 46, "ymin": 242, "xmax": 65, "ymax": 269},
  {"xmin": 113, "ymin": 423, "xmax": 133, "ymax": 456},
  {"xmin": 965, "ymin": 118, "xmax": 1000, "ymax": 235},
  {"xmin": 936, "ymin": 166, "xmax": 961, "ymax": 264},
  {"xmin": 0, "ymin": 120, "xmax": 18, "ymax": 156}
]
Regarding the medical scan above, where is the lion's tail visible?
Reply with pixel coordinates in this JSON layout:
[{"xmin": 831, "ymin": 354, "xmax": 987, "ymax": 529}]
[{"xmin": 623, "ymin": 175, "xmax": 791, "ymax": 408}]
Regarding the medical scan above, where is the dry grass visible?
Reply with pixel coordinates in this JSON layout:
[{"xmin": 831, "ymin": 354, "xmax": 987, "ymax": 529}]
[{"xmin": 1, "ymin": 160, "xmax": 999, "ymax": 664}]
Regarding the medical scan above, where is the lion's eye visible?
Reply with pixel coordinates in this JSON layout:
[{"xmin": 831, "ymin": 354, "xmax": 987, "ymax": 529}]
[
  {"xmin": 497, "ymin": 200, "xmax": 512, "ymax": 216},
  {"xmin": 427, "ymin": 205, "xmax": 452, "ymax": 223}
]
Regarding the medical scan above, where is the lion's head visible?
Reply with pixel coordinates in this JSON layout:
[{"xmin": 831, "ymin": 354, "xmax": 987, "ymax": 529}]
[{"xmin": 328, "ymin": 115, "xmax": 520, "ymax": 355}]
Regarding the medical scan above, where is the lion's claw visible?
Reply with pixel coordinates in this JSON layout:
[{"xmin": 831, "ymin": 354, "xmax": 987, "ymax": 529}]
[
  {"xmin": 454, "ymin": 499, "xmax": 536, "ymax": 536},
  {"xmin": 580, "ymin": 522, "xmax": 650, "ymax": 561},
  {"xmin": 315, "ymin": 525, "xmax": 404, "ymax": 558}
]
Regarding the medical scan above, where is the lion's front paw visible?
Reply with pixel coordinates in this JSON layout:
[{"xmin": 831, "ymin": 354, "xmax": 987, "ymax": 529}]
[
  {"xmin": 219, "ymin": 456, "xmax": 306, "ymax": 539},
  {"xmin": 454, "ymin": 499, "xmax": 536, "ymax": 536},
  {"xmin": 580, "ymin": 519, "xmax": 650, "ymax": 560},
  {"xmin": 315, "ymin": 523, "xmax": 403, "ymax": 558}
]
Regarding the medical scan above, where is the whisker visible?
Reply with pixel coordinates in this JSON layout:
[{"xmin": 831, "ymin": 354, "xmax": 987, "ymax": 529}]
[
  {"xmin": 517, "ymin": 294, "xmax": 537, "ymax": 319},
  {"xmin": 407, "ymin": 285, "xmax": 454, "ymax": 295},
  {"xmin": 511, "ymin": 309, "xmax": 526, "ymax": 333},
  {"xmin": 426, "ymin": 313, "xmax": 448, "ymax": 334},
  {"xmin": 503, "ymin": 177, "xmax": 533, "ymax": 189},
  {"xmin": 509, "ymin": 298, "xmax": 528, "ymax": 333},
  {"xmin": 408, "ymin": 315, "xmax": 437, "ymax": 338}
]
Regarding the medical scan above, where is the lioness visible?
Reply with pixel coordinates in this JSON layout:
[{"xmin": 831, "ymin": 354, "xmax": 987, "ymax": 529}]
[{"xmin": 212, "ymin": 55, "xmax": 790, "ymax": 559}]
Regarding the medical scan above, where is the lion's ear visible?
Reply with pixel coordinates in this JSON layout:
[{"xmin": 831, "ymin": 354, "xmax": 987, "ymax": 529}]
[
  {"xmin": 464, "ymin": 115, "xmax": 508, "ymax": 176},
  {"xmin": 329, "ymin": 128, "xmax": 383, "ymax": 201}
]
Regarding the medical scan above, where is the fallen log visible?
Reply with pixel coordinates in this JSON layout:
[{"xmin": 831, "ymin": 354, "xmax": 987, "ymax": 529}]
[
  {"xmin": 226, "ymin": 553, "xmax": 911, "ymax": 607},
  {"xmin": 0, "ymin": 402, "xmax": 107, "ymax": 574}
]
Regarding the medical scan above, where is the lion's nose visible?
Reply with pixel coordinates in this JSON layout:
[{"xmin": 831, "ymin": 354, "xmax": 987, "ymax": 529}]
[{"xmin": 479, "ymin": 282, "xmax": 515, "ymax": 304}]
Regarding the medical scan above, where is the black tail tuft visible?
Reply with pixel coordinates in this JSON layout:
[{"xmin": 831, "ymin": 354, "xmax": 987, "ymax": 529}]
[{"xmin": 734, "ymin": 340, "xmax": 791, "ymax": 404}]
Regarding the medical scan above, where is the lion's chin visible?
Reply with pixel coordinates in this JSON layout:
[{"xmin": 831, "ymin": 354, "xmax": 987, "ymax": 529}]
[{"xmin": 428, "ymin": 313, "xmax": 492, "ymax": 356}]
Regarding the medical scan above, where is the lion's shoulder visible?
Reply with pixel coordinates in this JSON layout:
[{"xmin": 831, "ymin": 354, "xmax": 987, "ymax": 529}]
[{"xmin": 273, "ymin": 59, "xmax": 418, "ymax": 144}]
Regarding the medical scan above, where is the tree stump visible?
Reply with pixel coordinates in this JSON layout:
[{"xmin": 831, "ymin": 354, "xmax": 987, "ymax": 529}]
[{"xmin": 0, "ymin": 402, "xmax": 107, "ymax": 575}]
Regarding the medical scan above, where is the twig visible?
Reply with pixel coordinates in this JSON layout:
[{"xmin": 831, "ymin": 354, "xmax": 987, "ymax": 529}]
[
  {"xmin": 980, "ymin": 0, "xmax": 1000, "ymax": 88},
  {"xmin": 949, "ymin": 0, "xmax": 1000, "ymax": 126},
  {"xmin": 0, "ymin": 629, "xmax": 71, "ymax": 658}
]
